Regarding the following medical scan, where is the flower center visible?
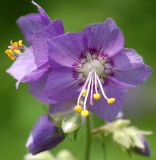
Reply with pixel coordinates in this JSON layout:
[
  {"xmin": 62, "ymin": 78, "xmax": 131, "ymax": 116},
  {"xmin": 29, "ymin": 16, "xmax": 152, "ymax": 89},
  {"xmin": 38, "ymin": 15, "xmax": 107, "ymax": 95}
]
[
  {"xmin": 81, "ymin": 54, "xmax": 105, "ymax": 78},
  {"xmin": 73, "ymin": 52, "xmax": 115, "ymax": 117}
]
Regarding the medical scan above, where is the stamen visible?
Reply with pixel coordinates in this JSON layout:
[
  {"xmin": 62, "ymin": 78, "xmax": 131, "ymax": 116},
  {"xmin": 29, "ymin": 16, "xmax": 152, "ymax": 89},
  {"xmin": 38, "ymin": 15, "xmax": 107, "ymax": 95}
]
[
  {"xmin": 74, "ymin": 105, "xmax": 82, "ymax": 113},
  {"xmin": 5, "ymin": 40, "xmax": 24, "ymax": 60},
  {"xmin": 95, "ymin": 72, "xmax": 115, "ymax": 104},
  {"xmin": 81, "ymin": 109, "xmax": 89, "ymax": 117},
  {"xmin": 107, "ymin": 98, "xmax": 116, "ymax": 104},
  {"xmin": 89, "ymin": 76, "xmax": 94, "ymax": 105},
  {"xmin": 77, "ymin": 71, "xmax": 92, "ymax": 106},
  {"xmin": 95, "ymin": 72, "xmax": 108, "ymax": 100},
  {"xmin": 82, "ymin": 89, "xmax": 87, "ymax": 97},
  {"xmin": 94, "ymin": 72, "xmax": 98, "ymax": 93},
  {"xmin": 93, "ymin": 93, "xmax": 101, "ymax": 100},
  {"xmin": 74, "ymin": 52, "xmax": 116, "ymax": 116},
  {"xmin": 83, "ymin": 71, "xmax": 92, "ymax": 110}
]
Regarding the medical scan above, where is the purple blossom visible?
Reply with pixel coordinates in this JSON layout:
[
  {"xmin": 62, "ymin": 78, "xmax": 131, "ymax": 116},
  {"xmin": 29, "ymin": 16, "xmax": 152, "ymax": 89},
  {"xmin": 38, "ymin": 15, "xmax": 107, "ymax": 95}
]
[
  {"xmin": 30, "ymin": 18, "xmax": 151, "ymax": 121},
  {"xmin": 7, "ymin": 1, "xmax": 64, "ymax": 88},
  {"xmin": 26, "ymin": 115, "xmax": 65, "ymax": 155}
]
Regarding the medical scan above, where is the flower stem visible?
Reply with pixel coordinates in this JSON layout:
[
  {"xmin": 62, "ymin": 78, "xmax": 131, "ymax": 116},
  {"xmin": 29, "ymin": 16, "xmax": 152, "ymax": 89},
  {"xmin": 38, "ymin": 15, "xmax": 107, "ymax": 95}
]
[
  {"xmin": 102, "ymin": 141, "xmax": 107, "ymax": 160},
  {"xmin": 85, "ymin": 116, "xmax": 92, "ymax": 160}
]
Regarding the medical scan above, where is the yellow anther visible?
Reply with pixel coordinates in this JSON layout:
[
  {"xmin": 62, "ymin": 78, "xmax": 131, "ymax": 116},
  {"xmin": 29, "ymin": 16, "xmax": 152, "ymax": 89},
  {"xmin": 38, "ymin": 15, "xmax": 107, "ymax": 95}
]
[
  {"xmin": 81, "ymin": 110, "xmax": 89, "ymax": 117},
  {"xmin": 5, "ymin": 40, "xmax": 24, "ymax": 60},
  {"xmin": 13, "ymin": 49, "xmax": 21, "ymax": 54},
  {"xmin": 5, "ymin": 49, "xmax": 15, "ymax": 60},
  {"xmin": 12, "ymin": 42, "xmax": 19, "ymax": 47},
  {"xmin": 74, "ymin": 105, "xmax": 82, "ymax": 113},
  {"xmin": 82, "ymin": 89, "xmax": 87, "ymax": 97},
  {"xmin": 107, "ymin": 98, "xmax": 116, "ymax": 104},
  {"xmin": 5, "ymin": 49, "xmax": 13, "ymax": 55},
  {"xmin": 7, "ymin": 54, "xmax": 15, "ymax": 61},
  {"xmin": 18, "ymin": 40, "xmax": 23, "ymax": 47},
  {"xmin": 93, "ymin": 93, "xmax": 101, "ymax": 100}
]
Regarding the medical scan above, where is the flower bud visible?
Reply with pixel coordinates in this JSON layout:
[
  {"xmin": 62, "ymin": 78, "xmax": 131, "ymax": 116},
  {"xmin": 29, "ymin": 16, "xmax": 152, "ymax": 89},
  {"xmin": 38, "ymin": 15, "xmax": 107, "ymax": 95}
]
[
  {"xmin": 26, "ymin": 115, "xmax": 65, "ymax": 155},
  {"xmin": 24, "ymin": 151, "xmax": 55, "ymax": 160},
  {"xmin": 133, "ymin": 135, "xmax": 150, "ymax": 156},
  {"xmin": 92, "ymin": 119, "xmax": 152, "ymax": 157},
  {"xmin": 56, "ymin": 150, "xmax": 75, "ymax": 160},
  {"xmin": 62, "ymin": 113, "xmax": 82, "ymax": 134}
]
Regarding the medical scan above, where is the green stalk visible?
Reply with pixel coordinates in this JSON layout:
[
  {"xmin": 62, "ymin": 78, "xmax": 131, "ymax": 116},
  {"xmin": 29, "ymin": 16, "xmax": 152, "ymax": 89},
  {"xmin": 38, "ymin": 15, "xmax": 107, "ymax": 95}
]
[{"xmin": 84, "ymin": 116, "xmax": 92, "ymax": 160}]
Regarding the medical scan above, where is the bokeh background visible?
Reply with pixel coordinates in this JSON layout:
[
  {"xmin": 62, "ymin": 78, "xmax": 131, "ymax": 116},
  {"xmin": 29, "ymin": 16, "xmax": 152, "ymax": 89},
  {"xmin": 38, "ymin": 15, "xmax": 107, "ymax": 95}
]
[{"xmin": 0, "ymin": 0, "xmax": 156, "ymax": 159}]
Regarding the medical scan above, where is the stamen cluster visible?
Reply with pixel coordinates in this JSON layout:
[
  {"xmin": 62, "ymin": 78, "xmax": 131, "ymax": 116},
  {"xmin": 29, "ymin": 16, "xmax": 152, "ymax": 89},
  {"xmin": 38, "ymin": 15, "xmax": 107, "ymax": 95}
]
[
  {"xmin": 5, "ymin": 40, "xmax": 24, "ymax": 60},
  {"xmin": 73, "ymin": 53, "xmax": 116, "ymax": 117}
]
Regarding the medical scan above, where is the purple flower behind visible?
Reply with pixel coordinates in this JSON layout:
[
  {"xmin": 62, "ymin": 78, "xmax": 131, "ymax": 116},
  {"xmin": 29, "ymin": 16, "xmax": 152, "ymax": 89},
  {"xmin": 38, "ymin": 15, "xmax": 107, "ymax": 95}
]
[
  {"xmin": 17, "ymin": 0, "xmax": 51, "ymax": 44},
  {"xmin": 30, "ymin": 18, "xmax": 151, "ymax": 121},
  {"xmin": 7, "ymin": 1, "xmax": 64, "ymax": 88},
  {"xmin": 26, "ymin": 115, "xmax": 65, "ymax": 155}
]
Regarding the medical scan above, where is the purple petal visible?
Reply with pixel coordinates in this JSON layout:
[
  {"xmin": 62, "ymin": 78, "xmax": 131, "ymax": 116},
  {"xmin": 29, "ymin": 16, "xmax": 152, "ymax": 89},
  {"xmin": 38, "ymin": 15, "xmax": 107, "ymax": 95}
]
[
  {"xmin": 43, "ymin": 65, "xmax": 79, "ymax": 102},
  {"xmin": 133, "ymin": 135, "xmax": 150, "ymax": 157},
  {"xmin": 89, "ymin": 80, "xmax": 126, "ymax": 121},
  {"xmin": 48, "ymin": 33, "xmax": 87, "ymax": 67},
  {"xmin": 111, "ymin": 48, "xmax": 152, "ymax": 87},
  {"xmin": 83, "ymin": 18, "xmax": 124, "ymax": 56},
  {"xmin": 22, "ymin": 63, "xmax": 51, "ymax": 83},
  {"xmin": 49, "ymin": 99, "xmax": 76, "ymax": 115},
  {"xmin": 29, "ymin": 62, "xmax": 79, "ymax": 103},
  {"xmin": 29, "ymin": 72, "xmax": 57, "ymax": 103},
  {"xmin": 26, "ymin": 115, "xmax": 65, "ymax": 155},
  {"xmin": 6, "ymin": 47, "xmax": 37, "ymax": 88},
  {"xmin": 32, "ymin": 0, "xmax": 51, "ymax": 24},
  {"xmin": 32, "ymin": 20, "xmax": 64, "ymax": 67},
  {"xmin": 17, "ymin": 1, "xmax": 51, "ymax": 43}
]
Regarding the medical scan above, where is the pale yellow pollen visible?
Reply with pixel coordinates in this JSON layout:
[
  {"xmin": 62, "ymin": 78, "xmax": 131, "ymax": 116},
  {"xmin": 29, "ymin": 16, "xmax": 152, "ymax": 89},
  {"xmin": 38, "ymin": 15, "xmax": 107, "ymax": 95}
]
[
  {"xmin": 5, "ymin": 49, "xmax": 13, "ymax": 55},
  {"xmin": 18, "ymin": 40, "xmax": 23, "ymax": 47},
  {"xmin": 93, "ymin": 93, "xmax": 101, "ymax": 100},
  {"xmin": 13, "ymin": 49, "xmax": 21, "ymax": 54},
  {"xmin": 5, "ymin": 40, "xmax": 24, "ymax": 61},
  {"xmin": 74, "ymin": 105, "xmax": 82, "ymax": 113},
  {"xmin": 81, "ymin": 110, "xmax": 89, "ymax": 117},
  {"xmin": 107, "ymin": 98, "xmax": 116, "ymax": 104},
  {"xmin": 5, "ymin": 49, "xmax": 15, "ymax": 61},
  {"xmin": 82, "ymin": 89, "xmax": 87, "ymax": 97}
]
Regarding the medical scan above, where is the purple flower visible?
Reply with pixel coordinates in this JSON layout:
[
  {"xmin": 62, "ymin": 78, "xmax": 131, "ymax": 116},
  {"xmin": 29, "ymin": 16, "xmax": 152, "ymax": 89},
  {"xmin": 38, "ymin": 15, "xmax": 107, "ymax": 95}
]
[
  {"xmin": 133, "ymin": 135, "xmax": 150, "ymax": 156},
  {"xmin": 17, "ymin": 0, "xmax": 51, "ymax": 44},
  {"xmin": 7, "ymin": 1, "xmax": 64, "ymax": 88},
  {"xmin": 26, "ymin": 115, "xmax": 65, "ymax": 155},
  {"xmin": 30, "ymin": 18, "xmax": 151, "ymax": 121}
]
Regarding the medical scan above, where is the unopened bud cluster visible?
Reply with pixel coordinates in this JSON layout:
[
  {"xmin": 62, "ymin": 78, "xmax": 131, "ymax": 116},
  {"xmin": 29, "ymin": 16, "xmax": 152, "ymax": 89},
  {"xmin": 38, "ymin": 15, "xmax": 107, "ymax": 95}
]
[{"xmin": 92, "ymin": 119, "xmax": 152, "ymax": 156}]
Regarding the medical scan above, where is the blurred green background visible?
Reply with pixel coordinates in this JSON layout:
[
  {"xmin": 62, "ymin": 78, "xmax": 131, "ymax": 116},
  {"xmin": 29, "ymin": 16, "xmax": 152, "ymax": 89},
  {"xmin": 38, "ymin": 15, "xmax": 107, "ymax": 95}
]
[{"xmin": 0, "ymin": 0, "xmax": 156, "ymax": 159}]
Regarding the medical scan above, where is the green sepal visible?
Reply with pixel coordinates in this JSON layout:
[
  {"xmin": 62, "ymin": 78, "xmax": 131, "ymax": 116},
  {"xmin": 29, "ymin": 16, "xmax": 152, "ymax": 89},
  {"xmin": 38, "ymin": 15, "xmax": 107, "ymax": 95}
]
[{"xmin": 62, "ymin": 112, "xmax": 82, "ymax": 134}]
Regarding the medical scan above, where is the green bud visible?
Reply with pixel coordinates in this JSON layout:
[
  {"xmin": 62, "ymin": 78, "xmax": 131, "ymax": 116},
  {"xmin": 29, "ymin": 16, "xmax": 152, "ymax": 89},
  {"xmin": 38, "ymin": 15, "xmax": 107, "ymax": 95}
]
[
  {"xmin": 62, "ymin": 112, "xmax": 82, "ymax": 134},
  {"xmin": 56, "ymin": 150, "xmax": 75, "ymax": 160},
  {"xmin": 24, "ymin": 151, "xmax": 55, "ymax": 160}
]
